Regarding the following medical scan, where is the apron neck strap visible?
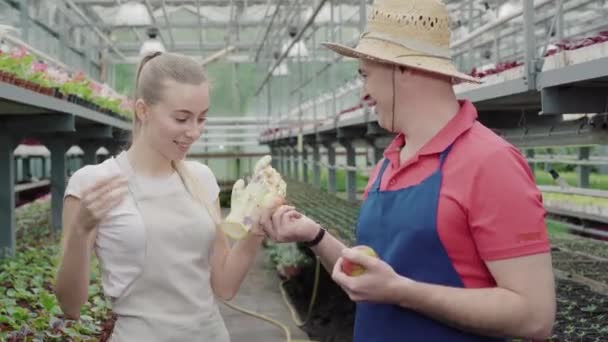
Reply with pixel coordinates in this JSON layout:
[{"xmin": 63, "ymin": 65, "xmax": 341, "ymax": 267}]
[
  {"xmin": 372, "ymin": 158, "xmax": 391, "ymax": 192},
  {"xmin": 438, "ymin": 143, "xmax": 454, "ymax": 167},
  {"xmin": 372, "ymin": 143, "xmax": 455, "ymax": 192}
]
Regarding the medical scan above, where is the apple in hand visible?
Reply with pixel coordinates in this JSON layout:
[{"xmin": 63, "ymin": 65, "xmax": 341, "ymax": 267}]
[{"xmin": 341, "ymin": 245, "xmax": 378, "ymax": 276}]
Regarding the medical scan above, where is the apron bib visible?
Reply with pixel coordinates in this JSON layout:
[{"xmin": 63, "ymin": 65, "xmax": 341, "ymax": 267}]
[
  {"xmin": 109, "ymin": 152, "xmax": 229, "ymax": 342},
  {"xmin": 354, "ymin": 144, "xmax": 507, "ymax": 342}
]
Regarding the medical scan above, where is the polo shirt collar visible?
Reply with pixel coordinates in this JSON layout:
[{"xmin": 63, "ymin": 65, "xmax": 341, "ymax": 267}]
[{"xmin": 383, "ymin": 100, "xmax": 478, "ymax": 166}]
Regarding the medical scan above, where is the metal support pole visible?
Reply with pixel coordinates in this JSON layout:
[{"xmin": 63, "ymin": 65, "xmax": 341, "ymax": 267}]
[
  {"xmin": 342, "ymin": 141, "xmax": 357, "ymax": 202},
  {"xmin": 313, "ymin": 144, "xmax": 321, "ymax": 189},
  {"xmin": 367, "ymin": 139, "xmax": 384, "ymax": 164},
  {"xmin": 0, "ymin": 134, "xmax": 17, "ymax": 258},
  {"xmin": 271, "ymin": 147, "xmax": 279, "ymax": 170},
  {"xmin": 20, "ymin": 0, "xmax": 30, "ymax": 42},
  {"xmin": 325, "ymin": 143, "xmax": 336, "ymax": 194},
  {"xmin": 22, "ymin": 157, "xmax": 31, "ymax": 180},
  {"xmin": 523, "ymin": 0, "xmax": 537, "ymax": 90},
  {"xmin": 526, "ymin": 149, "xmax": 535, "ymax": 176},
  {"xmin": 330, "ymin": 1, "xmax": 337, "ymax": 128},
  {"xmin": 42, "ymin": 157, "xmax": 48, "ymax": 178},
  {"xmin": 578, "ymin": 147, "xmax": 590, "ymax": 188},
  {"xmin": 279, "ymin": 147, "xmax": 286, "ymax": 175},
  {"xmin": 81, "ymin": 142, "xmax": 99, "ymax": 166},
  {"xmin": 293, "ymin": 145, "xmax": 299, "ymax": 181},
  {"xmin": 555, "ymin": 0, "xmax": 564, "ymax": 40},
  {"xmin": 285, "ymin": 147, "xmax": 292, "ymax": 179},
  {"xmin": 302, "ymin": 146, "xmax": 309, "ymax": 184},
  {"xmin": 48, "ymin": 139, "xmax": 67, "ymax": 233}
]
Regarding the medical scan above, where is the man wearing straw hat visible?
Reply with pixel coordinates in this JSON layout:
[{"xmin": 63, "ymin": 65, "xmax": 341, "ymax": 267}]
[{"xmin": 262, "ymin": 0, "xmax": 556, "ymax": 341}]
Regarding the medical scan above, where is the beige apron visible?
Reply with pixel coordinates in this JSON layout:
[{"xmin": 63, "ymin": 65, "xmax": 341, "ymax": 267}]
[{"xmin": 109, "ymin": 152, "xmax": 230, "ymax": 342}]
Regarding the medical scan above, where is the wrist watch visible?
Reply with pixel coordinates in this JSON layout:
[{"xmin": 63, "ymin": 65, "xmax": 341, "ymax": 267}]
[{"xmin": 302, "ymin": 225, "xmax": 326, "ymax": 248}]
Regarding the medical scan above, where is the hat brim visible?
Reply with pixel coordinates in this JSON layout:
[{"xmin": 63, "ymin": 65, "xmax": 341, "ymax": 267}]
[{"xmin": 322, "ymin": 42, "xmax": 482, "ymax": 84}]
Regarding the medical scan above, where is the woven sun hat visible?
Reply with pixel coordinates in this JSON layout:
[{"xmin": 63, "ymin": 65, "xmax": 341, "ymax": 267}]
[{"xmin": 322, "ymin": 0, "xmax": 481, "ymax": 84}]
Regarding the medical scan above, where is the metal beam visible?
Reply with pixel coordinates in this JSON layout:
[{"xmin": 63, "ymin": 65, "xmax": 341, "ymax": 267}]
[
  {"xmin": 188, "ymin": 152, "xmax": 268, "ymax": 158},
  {"xmin": 196, "ymin": 0, "xmax": 204, "ymax": 55},
  {"xmin": 254, "ymin": 0, "xmax": 328, "ymax": 96},
  {"xmin": 200, "ymin": 133, "xmax": 261, "ymax": 138},
  {"xmin": 0, "ymin": 82, "xmax": 131, "ymax": 130},
  {"xmin": 541, "ymin": 87, "xmax": 608, "ymax": 115},
  {"xmin": 63, "ymin": 0, "xmax": 127, "ymax": 60},
  {"xmin": 113, "ymin": 0, "xmax": 145, "ymax": 44},
  {"xmin": 254, "ymin": 0, "xmax": 284, "ymax": 62},
  {"xmin": 73, "ymin": 21, "xmax": 361, "ymax": 30},
  {"xmin": 450, "ymin": 0, "xmax": 553, "ymax": 50},
  {"xmin": 143, "ymin": 0, "xmax": 169, "ymax": 49},
  {"xmin": 497, "ymin": 116, "xmax": 608, "ymax": 148},
  {"xmin": 46, "ymin": 139, "xmax": 67, "ymax": 233},
  {"xmin": 160, "ymin": 0, "xmax": 176, "ymax": 49},
  {"xmin": 71, "ymin": 0, "xmax": 354, "ymax": 5},
  {"xmin": 0, "ymin": 134, "xmax": 17, "ymax": 258},
  {"xmin": 523, "ymin": 0, "xmax": 537, "ymax": 90},
  {"xmin": 192, "ymin": 141, "xmax": 260, "ymax": 147},
  {"xmin": 455, "ymin": 78, "xmax": 532, "ymax": 104},
  {"xmin": 112, "ymin": 41, "xmax": 292, "ymax": 51},
  {"xmin": 0, "ymin": 114, "xmax": 75, "ymax": 133},
  {"xmin": 538, "ymin": 56, "xmax": 608, "ymax": 89}
]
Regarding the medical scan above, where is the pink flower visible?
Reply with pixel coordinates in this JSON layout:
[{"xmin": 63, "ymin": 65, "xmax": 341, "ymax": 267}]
[
  {"xmin": 31, "ymin": 62, "xmax": 47, "ymax": 73},
  {"xmin": 73, "ymin": 71, "xmax": 86, "ymax": 82},
  {"xmin": 10, "ymin": 47, "xmax": 28, "ymax": 59},
  {"xmin": 89, "ymin": 82, "xmax": 102, "ymax": 94}
]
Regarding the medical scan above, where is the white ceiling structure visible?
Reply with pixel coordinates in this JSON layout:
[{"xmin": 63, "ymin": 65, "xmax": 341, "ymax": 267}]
[{"xmin": 3, "ymin": 0, "xmax": 607, "ymax": 151}]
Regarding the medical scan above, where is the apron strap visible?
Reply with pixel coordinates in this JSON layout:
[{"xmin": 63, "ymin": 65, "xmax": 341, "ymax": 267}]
[
  {"xmin": 438, "ymin": 143, "xmax": 454, "ymax": 168},
  {"xmin": 372, "ymin": 143, "xmax": 453, "ymax": 193},
  {"xmin": 372, "ymin": 158, "xmax": 391, "ymax": 192}
]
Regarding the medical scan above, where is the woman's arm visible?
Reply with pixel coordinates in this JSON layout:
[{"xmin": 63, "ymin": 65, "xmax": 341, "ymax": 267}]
[
  {"xmin": 55, "ymin": 196, "xmax": 97, "ymax": 320},
  {"xmin": 209, "ymin": 199, "xmax": 264, "ymax": 300},
  {"xmin": 55, "ymin": 174, "xmax": 127, "ymax": 319}
]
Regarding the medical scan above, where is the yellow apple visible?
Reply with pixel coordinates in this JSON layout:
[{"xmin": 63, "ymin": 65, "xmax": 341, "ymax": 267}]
[{"xmin": 341, "ymin": 245, "xmax": 378, "ymax": 276}]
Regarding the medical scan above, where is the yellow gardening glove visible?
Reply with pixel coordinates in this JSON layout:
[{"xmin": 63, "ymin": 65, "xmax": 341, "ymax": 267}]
[{"xmin": 220, "ymin": 155, "xmax": 287, "ymax": 239}]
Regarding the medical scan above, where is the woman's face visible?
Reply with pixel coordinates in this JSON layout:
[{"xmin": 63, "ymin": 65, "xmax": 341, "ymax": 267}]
[{"xmin": 140, "ymin": 80, "xmax": 209, "ymax": 161}]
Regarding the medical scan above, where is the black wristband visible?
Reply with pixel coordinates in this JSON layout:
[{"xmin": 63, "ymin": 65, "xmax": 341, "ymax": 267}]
[{"xmin": 302, "ymin": 226, "xmax": 326, "ymax": 248}]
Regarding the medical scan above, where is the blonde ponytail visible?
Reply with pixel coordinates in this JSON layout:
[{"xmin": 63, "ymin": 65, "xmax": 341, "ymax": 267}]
[{"xmin": 172, "ymin": 160, "xmax": 221, "ymax": 226}]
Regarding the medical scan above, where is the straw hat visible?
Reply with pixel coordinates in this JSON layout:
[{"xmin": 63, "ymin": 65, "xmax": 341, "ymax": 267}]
[{"xmin": 322, "ymin": 0, "xmax": 481, "ymax": 84}]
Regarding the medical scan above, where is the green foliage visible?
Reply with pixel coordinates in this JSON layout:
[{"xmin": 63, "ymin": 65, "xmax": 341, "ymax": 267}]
[
  {"xmin": 534, "ymin": 171, "xmax": 608, "ymax": 190},
  {"xmin": 0, "ymin": 53, "xmax": 33, "ymax": 79},
  {"xmin": 264, "ymin": 241, "xmax": 312, "ymax": 269},
  {"xmin": 1, "ymin": 199, "xmax": 111, "ymax": 341}
]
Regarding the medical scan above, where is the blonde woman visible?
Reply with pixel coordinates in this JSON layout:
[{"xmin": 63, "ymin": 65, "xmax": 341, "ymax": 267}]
[{"xmin": 55, "ymin": 52, "xmax": 273, "ymax": 341}]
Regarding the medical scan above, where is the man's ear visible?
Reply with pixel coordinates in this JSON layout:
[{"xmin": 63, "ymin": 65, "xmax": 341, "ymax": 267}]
[{"xmin": 134, "ymin": 99, "xmax": 148, "ymax": 122}]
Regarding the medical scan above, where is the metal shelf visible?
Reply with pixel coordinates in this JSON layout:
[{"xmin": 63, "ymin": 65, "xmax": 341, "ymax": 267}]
[
  {"xmin": 538, "ymin": 55, "xmax": 608, "ymax": 88},
  {"xmin": 539, "ymin": 185, "xmax": 608, "ymax": 199},
  {"xmin": 545, "ymin": 206, "xmax": 608, "ymax": 225},
  {"xmin": 0, "ymin": 82, "xmax": 131, "ymax": 130}
]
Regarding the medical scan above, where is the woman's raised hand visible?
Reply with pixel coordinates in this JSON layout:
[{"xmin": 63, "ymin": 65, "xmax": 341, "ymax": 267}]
[{"xmin": 76, "ymin": 174, "xmax": 129, "ymax": 232}]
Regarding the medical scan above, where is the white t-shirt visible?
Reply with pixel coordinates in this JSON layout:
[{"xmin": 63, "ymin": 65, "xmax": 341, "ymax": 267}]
[{"xmin": 64, "ymin": 155, "xmax": 220, "ymax": 299}]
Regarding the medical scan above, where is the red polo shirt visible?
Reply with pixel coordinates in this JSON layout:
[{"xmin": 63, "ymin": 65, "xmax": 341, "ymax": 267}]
[{"xmin": 363, "ymin": 100, "xmax": 550, "ymax": 288}]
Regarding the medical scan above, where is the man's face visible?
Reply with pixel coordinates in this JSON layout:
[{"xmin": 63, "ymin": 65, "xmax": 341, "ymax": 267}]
[{"xmin": 359, "ymin": 59, "xmax": 399, "ymax": 130}]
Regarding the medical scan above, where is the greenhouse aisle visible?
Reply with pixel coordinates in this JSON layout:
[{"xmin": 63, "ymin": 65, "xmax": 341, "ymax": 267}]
[{"xmin": 218, "ymin": 249, "xmax": 311, "ymax": 342}]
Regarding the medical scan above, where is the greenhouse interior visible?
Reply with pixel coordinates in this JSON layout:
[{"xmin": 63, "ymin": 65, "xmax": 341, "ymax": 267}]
[{"xmin": 1, "ymin": 0, "xmax": 608, "ymax": 341}]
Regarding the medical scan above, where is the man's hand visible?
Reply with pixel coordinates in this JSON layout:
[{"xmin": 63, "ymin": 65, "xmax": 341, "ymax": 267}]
[
  {"xmin": 332, "ymin": 247, "xmax": 410, "ymax": 304},
  {"xmin": 261, "ymin": 205, "xmax": 320, "ymax": 243}
]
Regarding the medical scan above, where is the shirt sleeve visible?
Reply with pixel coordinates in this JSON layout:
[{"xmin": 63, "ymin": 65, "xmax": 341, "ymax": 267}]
[
  {"xmin": 188, "ymin": 161, "xmax": 220, "ymax": 204},
  {"xmin": 467, "ymin": 145, "xmax": 551, "ymax": 261},
  {"xmin": 64, "ymin": 165, "xmax": 93, "ymax": 199}
]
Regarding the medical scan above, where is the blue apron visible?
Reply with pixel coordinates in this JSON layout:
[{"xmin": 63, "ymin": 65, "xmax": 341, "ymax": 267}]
[{"xmin": 354, "ymin": 144, "xmax": 506, "ymax": 342}]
